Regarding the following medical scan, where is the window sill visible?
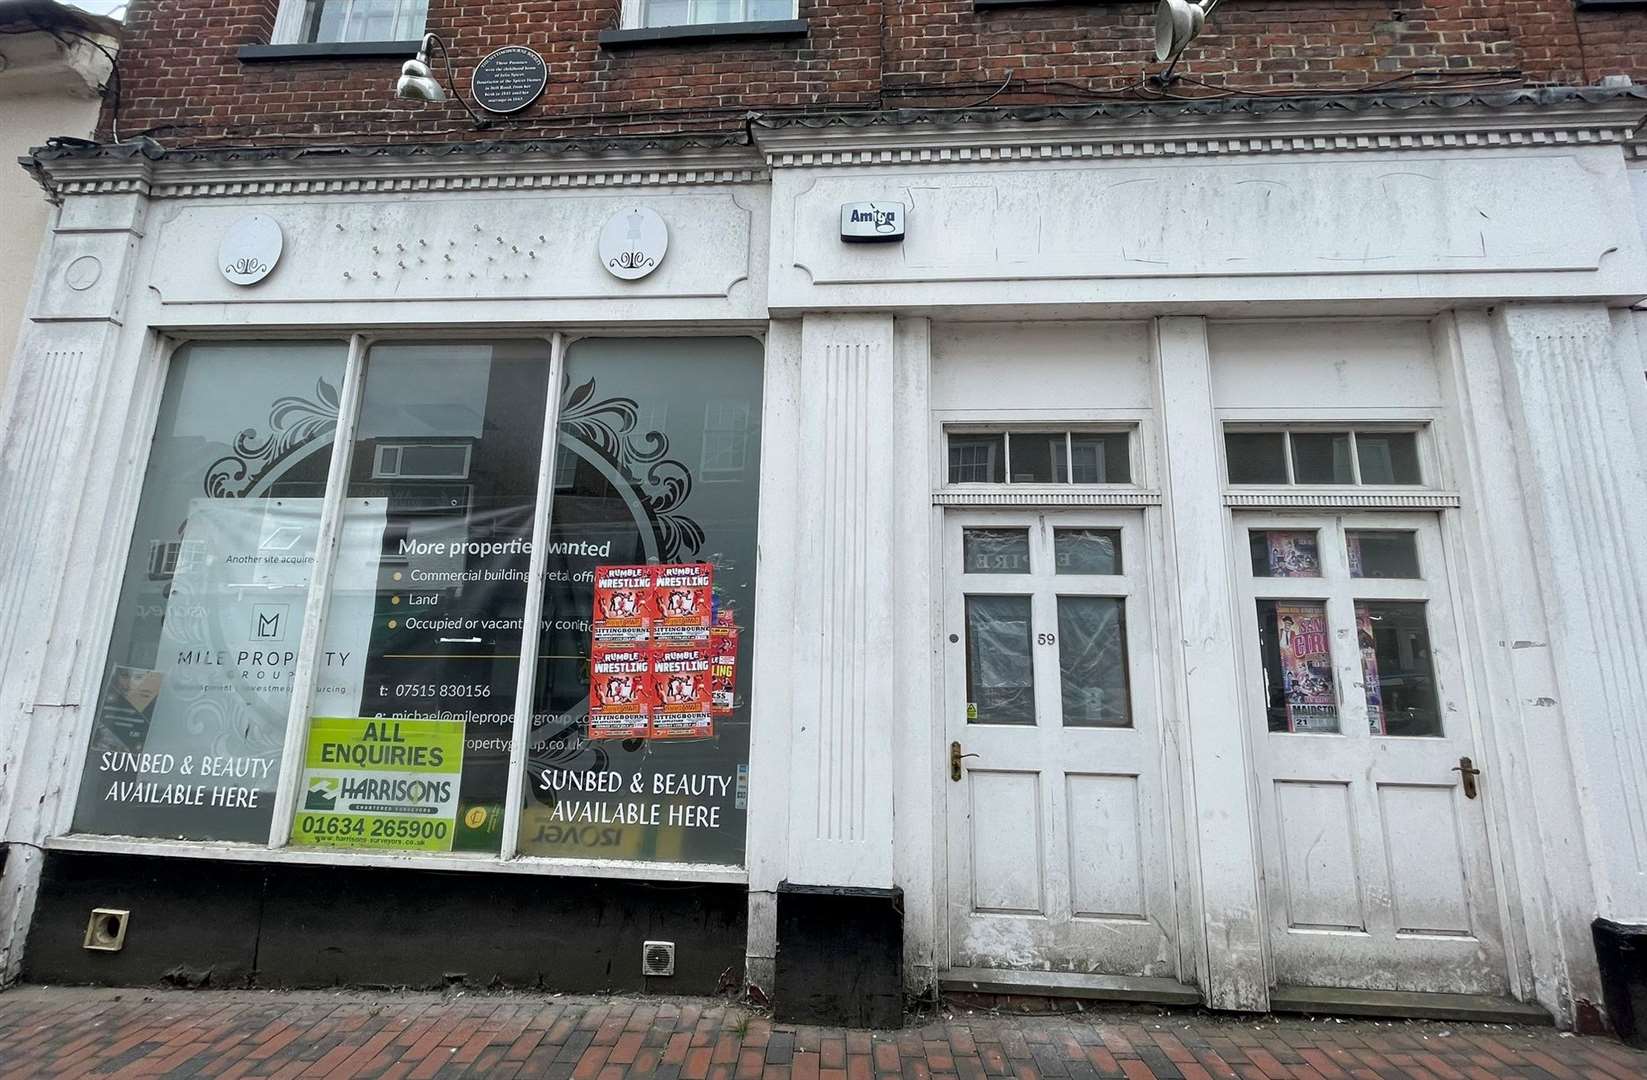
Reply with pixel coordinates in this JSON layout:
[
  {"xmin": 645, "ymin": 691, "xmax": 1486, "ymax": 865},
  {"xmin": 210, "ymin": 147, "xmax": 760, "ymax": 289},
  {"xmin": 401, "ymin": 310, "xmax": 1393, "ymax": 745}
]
[
  {"xmin": 46, "ymin": 834, "xmax": 750, "ymax": 885},
  {"xmin": 238, "ymin": 39, "xmax": 424, "ymax": 62},
  {"xmin": 974, "ymin": 0, "xmax": 1115, "ymax": 6},
  {"xmin": 598, "ymin": 19, "xmax": 808, "ymax": 49}
]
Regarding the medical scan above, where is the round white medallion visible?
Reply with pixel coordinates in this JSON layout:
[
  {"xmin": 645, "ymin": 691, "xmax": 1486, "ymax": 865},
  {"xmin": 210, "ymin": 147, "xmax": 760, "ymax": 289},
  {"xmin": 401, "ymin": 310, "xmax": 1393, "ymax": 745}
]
[
  {"xmin": 598, "ymin": 207, "xmax": 668, "ymax": 281},
  {"xmin": 64, "ymin": 255, "xmax": 103, "ymax": 291},
  {"xmin": 219, "ymin": 214, "xmax": 284, "ymax": 286}
]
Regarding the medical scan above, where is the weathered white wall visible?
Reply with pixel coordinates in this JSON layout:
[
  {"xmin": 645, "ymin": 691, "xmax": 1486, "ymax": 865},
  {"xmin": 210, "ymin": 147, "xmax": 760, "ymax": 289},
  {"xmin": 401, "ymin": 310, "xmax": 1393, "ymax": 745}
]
[
  {"xmin": 769, "ymin": 148, "xmax": 1647, "ymax": 314},
  {"xmin": 931, "ymin": 321, "xmax": 1153, "ymax": 414},
  {"xmin": 0, "ymin": 94, "xmax": 100, "ymax": 396},
  {"xmin": 1209, "ymin": 320, "xmax": 1442, "ymax": 411}
]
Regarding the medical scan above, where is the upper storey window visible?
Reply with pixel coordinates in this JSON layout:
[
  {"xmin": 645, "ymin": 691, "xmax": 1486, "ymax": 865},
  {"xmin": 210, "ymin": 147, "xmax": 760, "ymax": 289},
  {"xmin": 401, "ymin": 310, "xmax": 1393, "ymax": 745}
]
[
  {"xmin": 274, "ymin": 0, "xmax": 429, "ymax": 43},
  {"xmin": 631, "ymin": 0, "xmax": 796, "ymax": 27}
]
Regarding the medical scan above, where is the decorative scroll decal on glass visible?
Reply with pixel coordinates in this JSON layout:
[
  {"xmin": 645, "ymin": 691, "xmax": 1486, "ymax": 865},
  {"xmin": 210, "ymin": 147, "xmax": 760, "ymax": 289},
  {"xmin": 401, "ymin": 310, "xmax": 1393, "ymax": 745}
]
[
  {"xmin": 74, "ymin": 342, "xmax": 347, "ymax": 842},
  {"xmin": 519, "ymin": 338, "xmax": 762, "ymax": 865}
]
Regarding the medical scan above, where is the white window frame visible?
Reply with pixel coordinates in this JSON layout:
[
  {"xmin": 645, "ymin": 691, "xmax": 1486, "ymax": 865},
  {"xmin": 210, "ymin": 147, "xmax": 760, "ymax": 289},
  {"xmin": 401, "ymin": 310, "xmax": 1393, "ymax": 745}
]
[
  {"xmin": 51, "ymin": 330, "xmax": 755, "ymax": 886},
  {"xmin": 699, "ymin": 398, "xmax": 751, "ymax": 482},
  {"xmin": 272, "ymin": 0, "xmax": 429, "ymax": 45},
  {"xmin": 619, "ymin": 0, "xmax": 798, "ymax": 30},
  {"xmin": 943, "ymin": 424, "xmax": 1138, "ymax": 489},
  {"xmin": 1222, "ymin": 422, "xmax": 1429, "ymax": 489},
  {"xmin": 1219, "ymin": 419, "xmax": 1462, "ymax": 511},
  {"xmin": 372, "ymin": 441, "xmax": 472, "ymax": 481}
]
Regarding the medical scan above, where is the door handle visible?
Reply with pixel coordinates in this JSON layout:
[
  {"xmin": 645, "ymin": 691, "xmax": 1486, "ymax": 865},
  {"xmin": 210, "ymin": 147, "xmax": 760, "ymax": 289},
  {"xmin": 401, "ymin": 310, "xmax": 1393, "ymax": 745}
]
[
  {"xmin": 950, "ymin": 741, "xmax": 979, "ymax": 782},
  {"xmin": 1452, "ymin": 756, "xmax": 1481, "ymax": 799}
]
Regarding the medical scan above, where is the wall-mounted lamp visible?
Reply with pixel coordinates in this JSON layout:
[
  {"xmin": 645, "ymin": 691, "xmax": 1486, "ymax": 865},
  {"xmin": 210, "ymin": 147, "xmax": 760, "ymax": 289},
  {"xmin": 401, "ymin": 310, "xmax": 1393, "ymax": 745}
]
[
  {"xmin": 1153, "ymin": 0, "xmax": 1224, "ymax": 65},
  {"xmin": 395, "ymin": 33, "xmax": 488, "ymax": 126}
]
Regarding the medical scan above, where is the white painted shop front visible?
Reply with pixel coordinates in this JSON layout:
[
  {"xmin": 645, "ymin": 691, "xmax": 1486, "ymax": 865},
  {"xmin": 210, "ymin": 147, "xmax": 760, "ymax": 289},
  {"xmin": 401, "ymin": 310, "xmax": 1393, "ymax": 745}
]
[{"xmin": 3, "ymin": 89, "xmax": 1647, "ymax": 1029}]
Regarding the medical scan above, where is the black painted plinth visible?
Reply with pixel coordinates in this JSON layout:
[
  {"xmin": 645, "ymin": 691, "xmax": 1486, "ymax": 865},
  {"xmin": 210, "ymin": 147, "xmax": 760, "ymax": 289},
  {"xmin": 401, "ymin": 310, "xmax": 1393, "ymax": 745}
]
[
  {"xmin": 1595, "ymin": 917, "xmax": 1647, "ymax": 1047},
  {"xmin": 25, "ymin": 851, "xmax": 744, "ymax": 993},
  {"xmin": 774, "ymin": 882, "xmax": 903, "ymax": 1028}
]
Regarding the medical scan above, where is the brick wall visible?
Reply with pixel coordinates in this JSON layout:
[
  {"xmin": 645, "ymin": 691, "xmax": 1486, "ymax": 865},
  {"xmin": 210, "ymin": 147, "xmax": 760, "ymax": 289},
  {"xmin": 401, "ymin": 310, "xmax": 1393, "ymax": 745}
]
[{"xmin": 100, "ymin": 0, "xmax": 1646, "ymax": 147}]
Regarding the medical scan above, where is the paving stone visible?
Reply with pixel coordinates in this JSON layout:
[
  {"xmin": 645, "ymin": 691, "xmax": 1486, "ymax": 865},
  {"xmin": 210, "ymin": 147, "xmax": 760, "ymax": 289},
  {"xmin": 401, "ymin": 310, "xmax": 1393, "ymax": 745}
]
[{"xmin": 0, "ymin": 990, "xmax": 1636, "ymax": 1080}]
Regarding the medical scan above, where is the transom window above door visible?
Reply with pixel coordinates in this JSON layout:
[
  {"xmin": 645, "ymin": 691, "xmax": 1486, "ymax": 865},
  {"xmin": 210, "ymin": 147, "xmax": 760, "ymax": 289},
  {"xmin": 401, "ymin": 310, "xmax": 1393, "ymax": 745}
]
[
  {"xmin": 275, "ymin": 0, "xmax": 428, "ymax": 43},
  {"xmin": 947, "ymin": 428, "xmax": 1132, "ymax": 486},
  {"xmin": 1224, "ymin": 427, "xmax": 1423, "ymax": 486},
  {"xmin": 628, "ymin": 0, "xmax": 797, "ymax": 27}
]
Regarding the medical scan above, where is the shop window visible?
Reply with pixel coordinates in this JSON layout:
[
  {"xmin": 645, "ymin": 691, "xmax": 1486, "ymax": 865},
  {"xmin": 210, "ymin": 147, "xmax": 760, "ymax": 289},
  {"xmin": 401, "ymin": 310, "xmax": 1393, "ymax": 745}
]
[
  {"xmin": 518, "ymin": 338, "xmax": 762, "ymax": 865},
  {"xmin": 633, "ymin": 0, "xmax": 795, "ymax": 27},
  {"xmin": 946, "ymin": 428, "xmax": 1131, "ymax": 486},
  {"xmin": 1224, "ymin": 428, "xmax": 1422, "ymax": 486},
  {"xmin": 274, "ymin": 0, "xmax": 428, "ymax": 44},
  {"xmin": 292, "ymin": 342, "xmax": 550, "ymax": 855},
  {"xmin": 73, "ymin": 335, "xmax": 764, "ymax": 870},
  {"xmin": 74, "ymin": 342, "xmax": 348, "ymax": 842}
]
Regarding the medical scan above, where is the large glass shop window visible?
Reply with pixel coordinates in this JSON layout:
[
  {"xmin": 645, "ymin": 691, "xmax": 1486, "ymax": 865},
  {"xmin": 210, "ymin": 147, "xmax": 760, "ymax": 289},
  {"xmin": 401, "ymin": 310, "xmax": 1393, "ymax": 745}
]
[
  {"xmin": 73, "ymin": 342, "xmax": 348, "ymax": 841},
  {"xmin": 291, "ymin": 342, "xmax": 549, "ymax": 855},
  {"xmin": 518, "ymin": 338, "xmax": 763, "ymax": 866}
]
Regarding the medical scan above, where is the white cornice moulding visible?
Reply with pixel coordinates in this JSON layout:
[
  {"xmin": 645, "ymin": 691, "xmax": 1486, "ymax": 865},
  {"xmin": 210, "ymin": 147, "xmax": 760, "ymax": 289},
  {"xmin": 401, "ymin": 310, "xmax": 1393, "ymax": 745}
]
[
  {"xmin": 933, "ymin": 488, "xmax": 1164, "ymax": 507},
  {"xmin": 28, "ymin": 94, "xmax": 1647, "ymax": 200},
  {"xmin": 31, "ymin": 147, "xmax": 768, "ymax": 202},
  {"xmin": 1222, "ymin": 491, "xmax": 1463, "ymax": 509},
  {"xmin": 752, "ymin": 97, "xmax": 1647, "ymax": 168}
]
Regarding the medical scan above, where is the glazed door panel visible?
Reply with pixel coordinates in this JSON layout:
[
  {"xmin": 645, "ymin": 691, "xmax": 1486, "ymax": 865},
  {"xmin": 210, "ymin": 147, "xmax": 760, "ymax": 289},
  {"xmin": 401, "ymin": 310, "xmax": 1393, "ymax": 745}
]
[
  {"xmin": 1237, "ymin": 512, "xmax": 1508, "ymax": 995},
  {"xmin": 943, "ymin": 511, "xmax": 1177, "ymax": 979}
]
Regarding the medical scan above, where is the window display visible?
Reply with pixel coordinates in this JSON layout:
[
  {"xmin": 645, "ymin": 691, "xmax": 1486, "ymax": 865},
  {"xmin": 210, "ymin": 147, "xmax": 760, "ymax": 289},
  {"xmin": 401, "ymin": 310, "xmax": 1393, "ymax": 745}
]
[
  {"xmin": 516, "ymin": 338, "xmax": 763, "ymax": 865},
  {"xmin": 73, "ymin": 334, "xmax": 765, "ymax": 869},
  {"xmin": 73, "ymin": 342, "xmax": 348, "ymax": 841},
  {"xmin": 291, "ymin": 342, "xmax": 551, "ymax": 854}
]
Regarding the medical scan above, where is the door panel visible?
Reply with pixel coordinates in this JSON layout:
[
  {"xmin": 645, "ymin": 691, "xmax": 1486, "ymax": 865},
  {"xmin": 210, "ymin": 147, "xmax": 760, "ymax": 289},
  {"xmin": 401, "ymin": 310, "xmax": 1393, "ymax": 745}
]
[
  {"xmin": 1274, "ymin": 780, "xmax": 1365, "ymax": 931},
  {"xmin": 1238, "ymin": 512, "xmax": 1508, "ymax": 995},
  {"xmin": 970, "ymin": 770, "xmax": 1045, "ymax": 914},
  {"xmin": 1065, "ymin": 772, "xmax": 1145, "ymax": 920},
  {"xmin": 1379, "ymin": 783, "xmax": 1472, "ymax": 936},
  {"xmin": 944, "ymin": 510, "xmax": 1177, "ymax": 980}
]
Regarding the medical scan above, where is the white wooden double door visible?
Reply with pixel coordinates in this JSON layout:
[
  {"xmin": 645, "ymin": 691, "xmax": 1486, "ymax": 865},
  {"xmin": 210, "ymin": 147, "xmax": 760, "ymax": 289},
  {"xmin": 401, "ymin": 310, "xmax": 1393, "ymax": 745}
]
[
  {"xmin": 942, "ymin": 508, "xmax": 1509, "ymax": 998},
  {"xmin": 942, "ymin": 510, "xmax": 1179, "ymax": 980}
]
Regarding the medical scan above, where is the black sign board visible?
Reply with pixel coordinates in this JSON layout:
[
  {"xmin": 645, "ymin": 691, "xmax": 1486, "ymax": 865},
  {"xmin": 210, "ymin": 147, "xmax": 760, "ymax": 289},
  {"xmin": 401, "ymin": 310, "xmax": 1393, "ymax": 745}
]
[{"xmin": 471, "ymin": 45, "xmax": 547, "ymax": 115}]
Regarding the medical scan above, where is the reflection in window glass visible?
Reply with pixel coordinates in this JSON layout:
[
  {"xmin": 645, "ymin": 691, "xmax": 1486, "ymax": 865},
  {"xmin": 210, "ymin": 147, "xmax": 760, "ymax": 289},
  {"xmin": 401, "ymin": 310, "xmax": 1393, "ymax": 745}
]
[
  {"xmin": 1008, "ymin": 432, "xmax": 1066, "ymax": 483},
  {"xmin": 297, "ymin": 0, "xmax": 428, "ymax": 43},
  {"xmin": 965, "ymin": 595, "xmax": 1035, "ymax": 725},
  {"xmin": 1348, "ymin": 531, "xmax": 1421, "ymax": 578},
  {"xmin": 291, "ymin": 342, "xmax": 551, "ymax": 855},
  {"xmin": 1054, "ymin": 529, "xmax": 1121, "ymax": 575},
  {"xmin": 1358, "ymin": 602, "xmax": 1442, "ymax": 736},
  {"xmin": 1070, "ymin": 433, "xmax": 1130, "ymax": 484},
  {"xmin": 1225, "ymin": 432, "xmax": 1288, "ymax": 484},
  {"xmin": 1356, "ymin": 432, "xmax": 1422, "ymax": 485},
  {"xmin": 1249, "ymin": 530, "xmax": 1321, "ymax": 578},
  {"xmin": 73, "ymin": 342, "xmax": 347, "ymax": 842},
  {"xmin": 520, "ymin": 338, "xmax": 763, "ymax": 865},
  {"xmin": 1256, "ymin": 599, "xmax": 1339, "ymax": 733},
  {"xmin": 1291, "ymin": 432, "xmax": 1354, "ymax": 484},
  {"xmin": 964, "ymin": 528, "xmax": 1031, "ymax": 574},
  {"xmin": 948, "ymin": 434, "xmax": 1004, "ymax": 484},
  {"xmin": 1058, "ymin": 597, "xmax": 1130, "ymax": 727}
]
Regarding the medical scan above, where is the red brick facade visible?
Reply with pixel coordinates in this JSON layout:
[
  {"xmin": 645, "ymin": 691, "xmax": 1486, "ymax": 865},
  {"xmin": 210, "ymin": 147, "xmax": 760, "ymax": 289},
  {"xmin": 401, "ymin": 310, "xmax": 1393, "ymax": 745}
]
[{"xmin": 104, "ymin": 0, "xmax": 1647, "ymax": 147}]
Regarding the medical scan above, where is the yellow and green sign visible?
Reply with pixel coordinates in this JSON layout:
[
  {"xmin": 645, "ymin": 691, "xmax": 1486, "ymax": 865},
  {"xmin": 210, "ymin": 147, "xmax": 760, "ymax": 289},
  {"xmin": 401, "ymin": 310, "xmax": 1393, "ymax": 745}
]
[{"xmin": 291, "ymin": 717, "xmax": 465, "ymax": 852}]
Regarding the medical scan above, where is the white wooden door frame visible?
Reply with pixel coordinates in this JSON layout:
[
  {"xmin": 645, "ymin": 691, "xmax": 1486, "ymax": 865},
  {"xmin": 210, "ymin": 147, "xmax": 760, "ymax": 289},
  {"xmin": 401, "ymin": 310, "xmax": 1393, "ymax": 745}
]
[
  {"xmin": 1233, "ymin": 509, "xmax": 1511, "ymax": 995},
  {"xmin": 936, "ymin": 505, "xmax": 1188, "ymax": 981}
]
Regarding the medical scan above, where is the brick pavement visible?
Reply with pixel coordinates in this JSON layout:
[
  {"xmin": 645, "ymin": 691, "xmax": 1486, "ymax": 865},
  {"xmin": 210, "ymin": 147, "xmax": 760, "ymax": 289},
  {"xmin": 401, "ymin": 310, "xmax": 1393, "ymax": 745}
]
[{"xmin": 0, "ymin": 987, "xmax": 1642, "ymax": 1080}]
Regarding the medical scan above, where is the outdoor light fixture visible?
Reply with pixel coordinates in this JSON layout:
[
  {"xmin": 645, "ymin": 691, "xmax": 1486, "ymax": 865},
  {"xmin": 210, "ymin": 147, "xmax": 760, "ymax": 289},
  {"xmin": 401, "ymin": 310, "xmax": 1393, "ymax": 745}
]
[
  {"xmin": 1154, "ymin": 0, "xmax": 1225, "ymax": 64},
  {"xmin": 395, "ymin": 33, "xmax": 487, "ymax": 125}
]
